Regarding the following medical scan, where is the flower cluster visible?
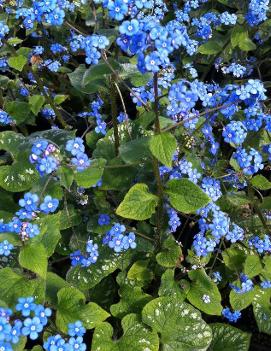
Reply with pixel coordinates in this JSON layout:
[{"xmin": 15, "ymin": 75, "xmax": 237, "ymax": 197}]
[
  {"xmin": 30, "ymin": 139, "xmax": 60, "ymax": 176},
  {"xmin": 66, "ymin": 137, "xmax": 90, "ymax": 172},
  {"xmin": 44, "ymin": 320, "xmax": 86, "ymax": 351},
  {"xmin": 0, "ymin": 110, "xmax": 13, "ymax": 125},
  {"xmin": 70, "ymin": 33, "xmax": 109, "ymax": 65},
  {"xmin": 230, "ymin": 274, "xmax": 254, "ymax": 294},
  {"xmin": 70, "ymin": 239, "xmax": 99, "ymax": 267},
  {"xmin": 222, "ymin": 307, "xmax": 241, "ymax": 323},
  {"xmin": 249, "ymin": 235, "xmax": 271, "ymax": 254},
  {"xmin": 192, "ymin": 203, "xmax": 244, "ymax": 256},
  {"xmin": 0, "ymin": 296, "xmax": 51, "ymax": 349},
  {"xmin": 103, "ymin": 223, "xmax": 136, "ymax": 253}
]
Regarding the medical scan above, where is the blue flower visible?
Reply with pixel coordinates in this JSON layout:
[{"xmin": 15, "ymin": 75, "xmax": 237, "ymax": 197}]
[
  {"xmin": 71, "ymin": 152, "xmax": 90, "ymax": 172},
  {"xmin": 33, "ymin": 305, "xmax": 52, "ymax": 326},
  {"xmin": 22, "ymin": 316, "xmax": 43, "ymax": 340},
  {"xmin": 98, "ymin": 214, "xmax": 111, "ymax": 226},
  {"xmin": 16, "ymin": 297, "xmax": 35, "ymax": 317},
  {"xmin": 0, "ymin": 241, "xmax": 13, "ymax": 257},
  {"xmin": 107, "ymin": 0, "xmax": 128, "ymax": 21},
  {"xmin": 68, "ymin": 321, "xmax": 86, "ymax": 337},
  {"xmin": 119, "ymin": 19, "xmax": 140, "ymax": 36},
  {"xmin": 19, "ymin": 193, "xmax": 39, "ymax": 212},
  {"xmin": 66, "ymin": 138, "xmax": 85, "ymax": 156},
  {"xmin": 40, "ymin": 196, "xmax": 59, "ymax": 214},
  {"xmin": 222, "ymin": 307, "xmax": 241, "ymax": 323}
]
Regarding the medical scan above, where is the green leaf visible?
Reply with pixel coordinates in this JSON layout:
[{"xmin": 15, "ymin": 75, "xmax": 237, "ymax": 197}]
[
  {"xmin": 13, "ymin": 336, "xmax": 27, "ymax": 351},
  {"xmin": 149, "ymin": 132, "xmax": 177, "ymax": 168},
  {"xmin": 82, "ymin": 60, "xmax": 121, "ymax": 88},
  {"xmin": 251, "ymin": 175, "xmax": 271, "ymax": 190},
  {"xmin": 222, "ymin": 245, "xmax": 247, "ymax": 271},
  {"xmin": 0, "ymin": 268, "xmax": 40, "ymax": 305},
  {"xmin": 56, "ymin": 287, "xmax": 109, "ymax": 333},
  {"xmin": 33, "ymin": 214, "xmax": 61, "ymax": 256},
  {"xmin": 7, "ymin": 37, "xmax": 23, "ymax": 46},
  {"xmin": 19, "ymin": 243, "xmax": 48, "ymax": 279},
  {"xmin": 116, "ymin": 183, "xmax": 159, "ymax": 220},
  {"xmin": 239, "ymin": 37, "xmax": 256, "ymax": 51},
  {"xmin": 130, "ymin": 72, "xmax": 153, "ymax": 87},
  {"xmin": 29, "ymin": 95, "xmax": 46, "ymax": 115},
  {"xmin": 156, "ymin": 235, "xmax": 182, "ymax": 268},
  {"xmin": 57, "ymin": 166, "xmax": 74, "ymax": 190},
  {"xmin": 158, "ymin": 269, "xmax": 186, "ymax": 301},
  {"xmin": 119, "ymin": 137, "xmax": 151, "ymax": 164},
  {"xmin": 0, "ymin": 131, "xmax": 26, "ymax": 158},
  {"xmin": 142, "ymin": 297, "xmax": 212, "ymax": 351},
  {"xmin": 230, "ymin": 288, "xmax": 256, "ymax": 311},
  {"xmin": 5, "ymin": 101, "xmax": 31, "ymax": 124},
  {"xmin": 231, "ymin": 26, "xmax": 248, "ymax": 48},
  {"xmin": 110, "ymin": 273, "xmax": 152, "ymax": 319},
  {"xmin": 54, "ymin": 94, "xmax": 68, "ymax": 105},
  {"xmin": 74, "ymin": 158, "xmax": 106, "ymax": 188},
  {"xmin": 208, "ymin": 323, "xmax": 251, "ymax": 351},
  {"xmin": 187, "ymin": 269, "xmax": 222, "ymax": 315},
  {"xmin": 243, "ymin": 255, "xmax": 262, "ymax": 278},
  {"xmin": 46, "ymin": 272, "xmax": 70, "ymax": 305},
  {"xmin": 253, "ymin": 289, "xmax": 271, "ymax": 335},
  {"xmin": 0, "ymin": 161, "xmax": 38, "ymax": 192},
  {"xmin": 166, "ymin": 179, "xmax": 210, "ymax": 213},
  {"xmin": 58, "ymin": 205, "xmax": 81, "ymax": 230},
  {"xmin": 198, "ymin": 40, "xmax": 222, "ymax": 55},
  {"xmin": 92, "ymin": 314, "xmax": 159, "ymax": 351},
  {"xmin": 67, "ymin": 247, "xmax": 132, "ymax": 290},
  {"xmin": 8, "ymin": 55, "xmax": 27, "ymax": 71},
  {"xmin": 127, "ymin": 260, "xmax": 153, "ymax": 286}
]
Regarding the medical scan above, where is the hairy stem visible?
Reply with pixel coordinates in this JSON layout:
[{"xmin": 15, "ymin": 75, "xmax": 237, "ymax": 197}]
[
  {"xmin": 110, "ymin": 79, "xmax": 120, "ymax": 156},
  {"xmin": 153, "ymin": 73, "xmax": 164, "ymax": 246}
]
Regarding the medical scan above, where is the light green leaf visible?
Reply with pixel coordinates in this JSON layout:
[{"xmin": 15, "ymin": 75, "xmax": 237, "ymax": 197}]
[
  {"xmin": 92, "ymin": 314, "xmax": 159, "ymax": 351},
  {"xmin": 116, "ymin": 183, "xmax": 159, "ymax": 220},
  {"xmin": 19, "ymin": 243, "xmax": 48, "ymax": 279},
  {"xmin": 8, "ymin": 55, "xmax": 27, "ymax": 71},
  {"xmin": 110, "ymin": 273, "xmax": 152, "ymax": 319},
  {"xmin": 67, "ymin": 247, "xmax": 132, "ymax": 290},
  {"xmin": 56, "ymin": 287, "xmax": 109, "ymax": 333},
  {"xmin": 46, "ymin": 272, "xmax": 70, "ymax": 305},
  {"xmin": 0, "ymin": 268, "xmax": 40, "ymax": 305},
  {"xmin": 243, "ymin": 255, "xmax": 262, "ymax": 278},
  {"xmin": 251, "ymin": 175, "xmax": 271, "ymax": 190},
  {"xmin": 231, "ymin": 26, "xmax": 248, "ymax": 48},
  {"xmin": 158, "ymin": 269, "xmax": 186, "ymax": 301},
  {"xmin": 208, "ymin": 323, "xmax": 251, "ymax": 351},
  {"xmin": 142, "ymin": 296, "xmax": 212, "ymax": 351},
  {"xmin": 0, "ymin": 161, "xmax": 38, "ymax": 192},
  {"xmin": 0, "ymin": 131, "xmax": 26, "ymax": 158},
  {"xmin": 156, "ymin": 235, "xmax": 182, "ymax": 268},
  {"xmin": 239, "ymin": 37, "xmax": 256, "ymax": 51},
  {"xmin": 54, "ymin": 95, "xmax": 68, "ymax": 105},
  {"xmin": 5, "ymin": 101, "xmax": 31, "ymax": 124},
  {"xmin": 253, "ymin": 289, "xmax": 271, "ymax": 335},
  {"xmin": 149, "ymin": 132, "xmax": 177, "ymax": 168},
  {"xmin": 187, "ymin": 269, "xmax": 222, "ymax": 315},
  {"xmin": 230, "ymin": 288, "xmax": 256, "ymax": 311},
  {"xmin": 198, "ymin": 40, "xmax": 222, "ymax": 55},
  {"xmin": 127, "ymin": 260, "xmax": 153, "ymax": 286},
  {"xmin": 57, "ymin": 166, "xmax": 74, "ymax": 190},
  {"xmin": 166, "ymin": 179, "xmax": 210, "ymax": 213},
  {"xmin": 74, "ymin": 158, "xmax": 106, "ymax": 188},
  {"xmin": 29, "ymin": 95, "xmax": 46, "ymax": 115},
  {"xmin": 119, "ymin": 137, "xmax": 151, "ymax": 164},
  {"xmin": 33, "ymin": 214, "xmax": 61, "ymax": 256}
]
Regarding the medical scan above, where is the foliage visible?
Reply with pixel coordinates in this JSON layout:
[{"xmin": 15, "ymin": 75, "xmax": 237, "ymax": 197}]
[{"xmin": 0, "ymin": 0, "xmax": 270, "ymax": 350}]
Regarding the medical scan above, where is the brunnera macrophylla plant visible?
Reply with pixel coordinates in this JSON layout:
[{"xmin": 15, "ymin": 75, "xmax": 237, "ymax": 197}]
[{"xmin": 0, "ymin": 0, "xmax": 271, "ymax": 349}]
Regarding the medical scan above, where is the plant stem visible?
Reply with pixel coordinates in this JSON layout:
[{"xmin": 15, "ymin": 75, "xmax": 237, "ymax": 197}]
[
  {"xmin": 110, "ymin": 79, "xmax": 120, "ymax": 156},
  {"xmin": 153, "ymin": 73, "xmax": 164, "ymax": 246},
  {"xmin": 31, "ymin": 70, "xmax": 69, "ymax": 129},
  {"xmin": 248, "ymin": 183, "xmax": 270, "ymax": 233}
]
